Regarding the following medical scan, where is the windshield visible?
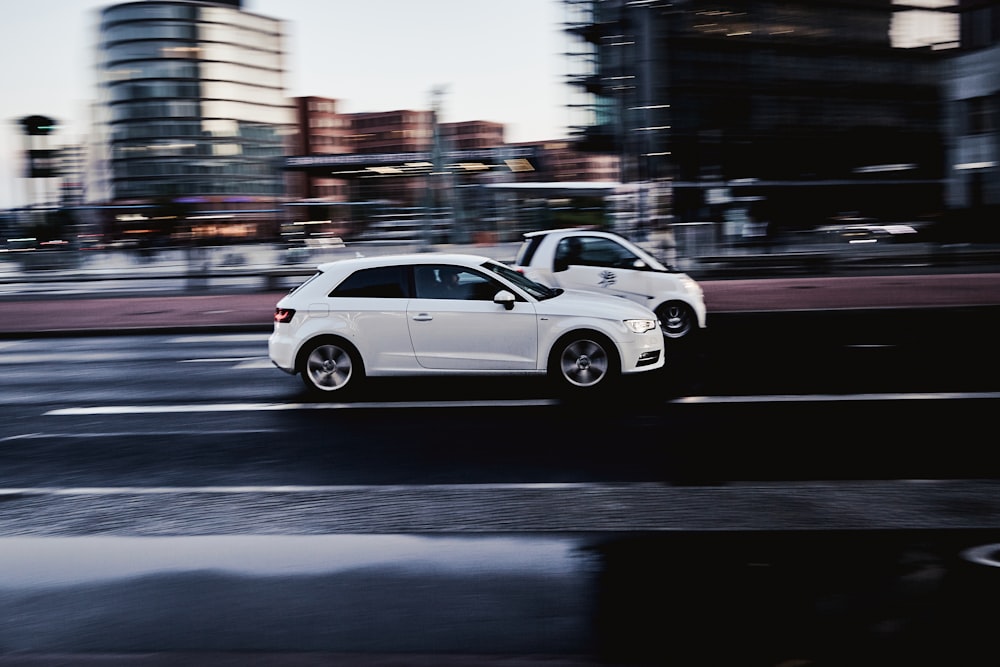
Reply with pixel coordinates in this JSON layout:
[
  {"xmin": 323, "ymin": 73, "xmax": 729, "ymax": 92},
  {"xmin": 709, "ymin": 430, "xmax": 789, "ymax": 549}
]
[
  {"xmin": 553, "ymin": 233, "xmax": 672, "ymax": 273},
  {"xmin": 630, "ymin": 243, "xmax": 669, "ymax": 272},
  {"xmin": 482, "ymin": 260, "xmax": 561, "ymax": 300}
]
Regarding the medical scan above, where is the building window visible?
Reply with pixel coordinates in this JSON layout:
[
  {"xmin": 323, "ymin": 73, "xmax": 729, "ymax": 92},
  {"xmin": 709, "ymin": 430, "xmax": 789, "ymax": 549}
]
[{"xmin": 965, "ymin": 96, "xmax": 996, "ymax": 135}]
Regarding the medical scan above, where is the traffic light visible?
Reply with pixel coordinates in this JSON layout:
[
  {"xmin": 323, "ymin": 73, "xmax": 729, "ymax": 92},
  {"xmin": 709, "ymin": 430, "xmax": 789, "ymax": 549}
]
[{"xmin": 20, "ymin": 115, "xmax": 57, "ymax": 136}]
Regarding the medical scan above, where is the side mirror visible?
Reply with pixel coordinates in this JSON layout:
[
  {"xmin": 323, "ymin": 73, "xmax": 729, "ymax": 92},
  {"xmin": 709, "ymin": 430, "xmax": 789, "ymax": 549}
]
[
  {"xmin": 493, "ymin": 290, "xmax": 516, "ymax": 310},
  {"xmin": 632, "ymin": 259, "xmax": 647, "ymax": 270}
]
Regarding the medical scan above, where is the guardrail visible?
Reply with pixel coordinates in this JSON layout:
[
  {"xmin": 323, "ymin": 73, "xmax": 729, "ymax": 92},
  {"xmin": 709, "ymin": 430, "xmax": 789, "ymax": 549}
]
[
  {"xmin": 692, "ymin": 245, "xmax": 1000, "ymax": 278},
  {"xmin": 0, "ymin": 241, "xmax": 525, "ymax": 293},
  {"xmin": 0, "ymin": 263, "xmax": 319, "ymax": 292},
  {"xmin": 695, "ymin": 251, "xmax": 833, "ymax": 276},
  {"xmin": 2, "ymin": 242, "xmax": 998, "ymax": 294}
]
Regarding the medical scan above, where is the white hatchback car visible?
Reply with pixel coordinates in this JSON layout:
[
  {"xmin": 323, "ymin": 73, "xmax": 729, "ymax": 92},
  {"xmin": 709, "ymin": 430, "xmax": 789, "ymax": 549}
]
[{"xmin": 269, "ymin": 253, "xmax": 665, "ymax": 396}]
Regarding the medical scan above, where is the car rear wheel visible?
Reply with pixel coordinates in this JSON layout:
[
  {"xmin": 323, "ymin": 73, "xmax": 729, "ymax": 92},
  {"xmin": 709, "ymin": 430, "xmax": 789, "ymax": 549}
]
[
  {"xmin": 656, "ymin": 301, "xmax": 696, "ymax": 340},
  {"xmin": 299, "ymin": 338, "xmax": 364, "ymax": 396},
  {"xmin": 550, "ymin": 332, "xmax": 619, "ymax": 392}
]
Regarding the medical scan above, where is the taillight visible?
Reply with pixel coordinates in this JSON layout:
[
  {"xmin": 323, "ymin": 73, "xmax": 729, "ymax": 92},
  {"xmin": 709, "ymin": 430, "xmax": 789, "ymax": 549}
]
[{"xmin": 274, "ymin": 308, "xmax": 295, "ymax": 324}]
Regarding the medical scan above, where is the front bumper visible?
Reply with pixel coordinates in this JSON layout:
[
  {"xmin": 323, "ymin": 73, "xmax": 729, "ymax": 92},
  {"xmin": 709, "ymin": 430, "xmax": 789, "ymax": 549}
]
[{"xmin": 619, "ymin": 332, "xmax": 665, "ymax": 374}]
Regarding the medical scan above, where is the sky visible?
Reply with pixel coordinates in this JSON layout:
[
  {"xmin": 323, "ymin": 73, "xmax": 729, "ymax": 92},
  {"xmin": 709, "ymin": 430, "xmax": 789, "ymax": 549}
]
[{"xmin": 0, "ymin": 0, "xmax": 572, "ymax": 209}]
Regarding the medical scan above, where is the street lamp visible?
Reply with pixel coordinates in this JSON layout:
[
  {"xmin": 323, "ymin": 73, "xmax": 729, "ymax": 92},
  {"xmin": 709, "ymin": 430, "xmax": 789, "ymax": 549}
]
[
  {"xmin": 18, "ymin": 115, "xmax": 60, "ymax": 207},
  {"xmin": 20, "ymin": 115, "xmax": 57, "ymax": 136}
]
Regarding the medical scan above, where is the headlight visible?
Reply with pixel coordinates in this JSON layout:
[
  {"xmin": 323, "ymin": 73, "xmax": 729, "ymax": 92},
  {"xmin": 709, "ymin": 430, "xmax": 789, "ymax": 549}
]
[
  {"xmin": 624, "ymin": 318, "xmax": 657, "ymax": 334},
  {"xmin": 679, "ymin": 275, "xmax": 702, "ymax": 295}
]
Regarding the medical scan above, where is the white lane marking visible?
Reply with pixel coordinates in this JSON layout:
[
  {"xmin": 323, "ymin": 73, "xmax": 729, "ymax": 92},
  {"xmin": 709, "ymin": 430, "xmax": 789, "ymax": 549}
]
[
  {"xmin": 2, "ymin": 353, "xmax": 269, "ymax": 366},
  {"xmin": 168, "ymin": 334, "xmax": 270, "ymax": 344},
  {"xmin": 176, "ymin": 357, "xmax": 273, "ymax": 369},
  {"xmin": 0, "ymin": 430, "xmax": 279, "ymax": 442},
  {"xmin": 45, "ymin": 399, "xmax": 559, "ymax": 415},
  {"xmin": 0, "ymin": 482, "xmax": 590, "ymax": 496},
  {"xmin": 675, "ymin": 391, "xmax": 1000, "ymax": 403},
  {"xmin": 234, "ymin": 358, "xmax": 276, "ymax": 369},
  {"xmin": 40, "ymin": 391, "xmax": 1000, "ymax": 416},
  {"xmin": 0, "ymin": 352, "xmax": 139, "ymax": 364},
  {"xmin": 2, "ymin": 432, "xmax": 43, "ymax": 441}
]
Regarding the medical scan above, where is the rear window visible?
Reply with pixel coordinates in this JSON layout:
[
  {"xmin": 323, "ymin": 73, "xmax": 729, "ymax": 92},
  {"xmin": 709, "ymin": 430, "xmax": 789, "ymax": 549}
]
[
  {"xmin": 514, "ymin": 236, "xmax": 544, "ymax": 266},
  {"xmin": 330, "ymin": 265, "xmax": 408, "ymax": 298}
]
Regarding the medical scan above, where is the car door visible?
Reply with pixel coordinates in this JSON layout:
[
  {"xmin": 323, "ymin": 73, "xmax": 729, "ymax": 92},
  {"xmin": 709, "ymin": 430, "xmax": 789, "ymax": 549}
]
[
  {"xmin": 326, "ymin": 264, "xmax": 415, "ymax": 371},
  {"xmin": 406, "ymin": 264, "xmax": 538, "ymax": 370},
  {"xmin": 552, "ymin": 235, "xmax": 652, "ymax": 307}
]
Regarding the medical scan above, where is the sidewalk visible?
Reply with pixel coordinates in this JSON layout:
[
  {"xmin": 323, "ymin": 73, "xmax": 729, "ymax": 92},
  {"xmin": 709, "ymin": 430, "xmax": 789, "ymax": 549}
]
[
  {"xmin": 3, "ymin": 238, "xmax": 1000, "ymax": 336},
  {"xmin": 3, "ymin": 271, "xmax": 1000, "ymax": 337}
]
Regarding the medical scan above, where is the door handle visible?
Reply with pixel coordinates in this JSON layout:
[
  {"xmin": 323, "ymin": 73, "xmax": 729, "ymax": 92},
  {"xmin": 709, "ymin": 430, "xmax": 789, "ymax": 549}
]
[{"xmin": 412, "ymin": 313, "xmax": 433, "ymax": 321}]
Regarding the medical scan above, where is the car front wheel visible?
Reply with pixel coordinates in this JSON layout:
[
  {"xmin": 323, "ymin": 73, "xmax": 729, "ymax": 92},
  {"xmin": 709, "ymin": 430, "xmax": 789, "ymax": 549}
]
[
  {"xmin": 299, "ymin": 338, "xmax": 364, "ymax": 396},
  {"xmin": 656, "ymin": 301, "xmax": 696, "ymax": 340},
  {"xmin": 549, "ymin": 332, "xmax": 619, "ymax": 391}
]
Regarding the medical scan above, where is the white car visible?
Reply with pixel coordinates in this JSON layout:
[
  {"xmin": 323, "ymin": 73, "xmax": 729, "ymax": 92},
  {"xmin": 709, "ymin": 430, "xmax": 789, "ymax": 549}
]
[
  {"xmin": 269, "ymin": 253, "xmax": 665, "ymax": 396},
  {"xmin": 513, "ymin": 228, "xmax": 707, "ymax": 340}
]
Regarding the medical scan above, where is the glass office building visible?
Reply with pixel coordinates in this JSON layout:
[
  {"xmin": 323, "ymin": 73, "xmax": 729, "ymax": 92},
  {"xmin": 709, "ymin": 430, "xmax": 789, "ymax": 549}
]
[
  {"xmin": 565, "ymin": 0, "xmax": 957, "ymax": 229},
  {"xmin": 97, "ymin": 0, "xmax": 294, "ymax": 211}
]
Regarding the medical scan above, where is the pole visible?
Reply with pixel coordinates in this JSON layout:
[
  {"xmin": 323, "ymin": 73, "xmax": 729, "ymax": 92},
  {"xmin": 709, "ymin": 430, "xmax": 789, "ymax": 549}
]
[{"xmin": 422, "ymin": 86, "xmax": 446, "ymax": 249}]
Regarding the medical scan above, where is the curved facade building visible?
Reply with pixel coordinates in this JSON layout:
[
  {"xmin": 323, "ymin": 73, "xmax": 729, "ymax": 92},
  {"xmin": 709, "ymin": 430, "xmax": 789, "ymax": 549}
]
[{"xmin": 97, "ymin": 0, "xmax": 293, "ymax": 219}]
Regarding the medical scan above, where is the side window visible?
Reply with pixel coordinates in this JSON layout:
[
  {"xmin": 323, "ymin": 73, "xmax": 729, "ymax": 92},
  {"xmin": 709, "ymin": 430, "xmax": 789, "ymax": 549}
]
[
  {"xmin": 414, "ymin": 265, "xmax": 502, "ymax": 300},
  {"xmin": 554, "ymin": 237, "xmax": 585, "ymax": 271},
  {"xmin": 587, "ymin": 237, "xmax": 639, "ymax": 268},
  {"xmin": 330, "ymin": 265, "xmax": 408, "ymax": 298},
  {"xmin": 557, "ymin": 236, "xmax": 638, "ymax": 269}
]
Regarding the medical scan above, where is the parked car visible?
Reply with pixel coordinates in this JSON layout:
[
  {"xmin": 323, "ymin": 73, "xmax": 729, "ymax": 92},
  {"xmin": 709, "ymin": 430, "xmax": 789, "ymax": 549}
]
[
  {"xmin": 269, "ymin": 253, "xmax": 665, "ymax": 396},
  {"xmin": 812, "ymin": 222, "xmax": 920, "ymax": 245},
  {"xmin": 513, "ymin": 228, "xmax": 707, "ymax": 340}
]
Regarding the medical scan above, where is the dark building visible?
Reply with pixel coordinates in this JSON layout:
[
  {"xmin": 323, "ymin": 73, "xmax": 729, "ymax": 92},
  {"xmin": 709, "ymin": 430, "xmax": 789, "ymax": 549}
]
[
  {"xmin": 944, "ymin": 0, "xmax": 1000, "ymax": 239},
  {"xmin": 565, "ymin": 0, "xmax": 959, "ymax": 231}
]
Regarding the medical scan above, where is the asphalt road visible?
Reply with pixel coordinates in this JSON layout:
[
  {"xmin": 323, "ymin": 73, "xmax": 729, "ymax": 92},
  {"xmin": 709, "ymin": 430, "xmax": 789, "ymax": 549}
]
[
  {"xmin": 2, "ymin": 268, "xmax": 1000, "ymax": 665},
  {"xmin": 3, "ymin": 310, "xmax": 999, "ymax": 515}
]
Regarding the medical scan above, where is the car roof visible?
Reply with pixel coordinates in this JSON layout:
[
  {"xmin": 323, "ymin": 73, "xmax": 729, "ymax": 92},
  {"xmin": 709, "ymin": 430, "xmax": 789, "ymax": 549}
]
[
  {"xmin": 522, "ymin": 227, "xmax": 616, "ymax": 239},
  {"xmin": 315, "ymin": 252, "xmax": 495, "ymax": 273}
]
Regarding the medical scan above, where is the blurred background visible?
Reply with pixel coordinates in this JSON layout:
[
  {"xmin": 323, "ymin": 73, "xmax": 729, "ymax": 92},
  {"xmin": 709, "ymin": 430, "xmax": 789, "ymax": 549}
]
[
  {"xmin": 4, "ymin": 4, "xmax": 1000, "ymax": 663},
  {"xmin": 2, "ymin": 0, "xmax": 998, "ymax": 277}
]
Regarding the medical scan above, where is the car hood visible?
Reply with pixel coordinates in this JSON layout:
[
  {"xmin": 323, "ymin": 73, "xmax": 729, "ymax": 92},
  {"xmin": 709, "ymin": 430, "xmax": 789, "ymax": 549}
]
[{"xmin": 535, "ymin": 288, "xmax": 658, "ymax": 320}]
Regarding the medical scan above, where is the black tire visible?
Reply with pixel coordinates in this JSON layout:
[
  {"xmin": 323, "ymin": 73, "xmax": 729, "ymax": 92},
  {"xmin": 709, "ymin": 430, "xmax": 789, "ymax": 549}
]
[
  {"xmin": 549, "ymin": 332, "xmax": 620, "ymax": 392},
  {"xmin": 298, "ymin": 337, "xmax": 364, "ymax": 397},
  {"xmin": 656, "ymin": 301, "xmax": 696, "ymax": 340}
]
